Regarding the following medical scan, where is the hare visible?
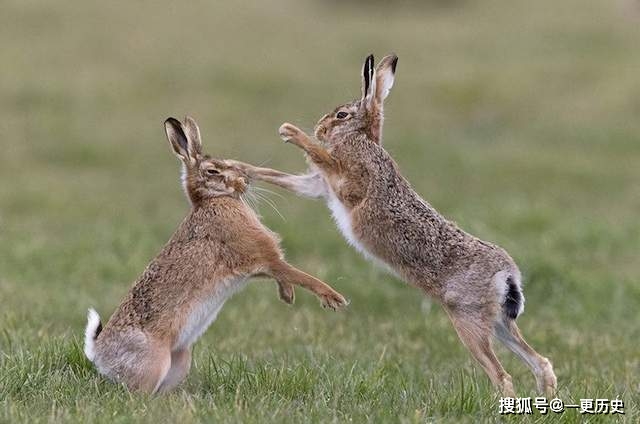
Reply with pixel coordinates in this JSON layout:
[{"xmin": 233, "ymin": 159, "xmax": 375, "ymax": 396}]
[
  {"xmin": 83, "ymin": 116, "xmax": 348, "ymax": 394},
  {"xmin": 229, "ymin": 54, "xmax": 557, "ymax": 396}
]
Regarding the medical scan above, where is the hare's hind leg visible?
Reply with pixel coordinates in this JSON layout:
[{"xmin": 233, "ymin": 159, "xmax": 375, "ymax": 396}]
[
  {"xmin": 97, "ymin": 331, "xmax": 171, "ymax": 394},
  {"xmin": 444, "ymin": 306, "xmax": 515, "ymax": 397},
  {"xmin": 140, "ymin": 349, "xmax": 172, "ymax": 394},
  {"xmin": 495, "ymin": 318, "xmax": 557, "ymax": 396},
  {"xmin": 157, "ymin": 348, "xmax": 192, "ymax": 393},
  {"xmin": 124, "ymin": 343, "xmax": 171, "ymax": 394}
]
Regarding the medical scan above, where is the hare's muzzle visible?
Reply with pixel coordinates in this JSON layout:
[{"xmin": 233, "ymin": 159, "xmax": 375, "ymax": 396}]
[{"xmin": 234, "ymin": 176, "xmax": 248, "ymax": 193}]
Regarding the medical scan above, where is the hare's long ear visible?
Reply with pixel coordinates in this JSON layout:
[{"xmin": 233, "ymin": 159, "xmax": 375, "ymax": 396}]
[
  {"xmin": 362, "ymin": 54, "xmax": 398, "ymax": 144},
  {"xmin": 374, "ymin": 54, "xmax": 398, "ymax": 104},
  {"xmin": 361, "ymin": 54, "xmax": 376, "ymax": 107},
  {"xmin": 182, "ymin": 116, "xmax": 203, "ymax": 155},
  {"xmin": 164, "ymin": 117, "xmax": 193, "ymax": 164}
]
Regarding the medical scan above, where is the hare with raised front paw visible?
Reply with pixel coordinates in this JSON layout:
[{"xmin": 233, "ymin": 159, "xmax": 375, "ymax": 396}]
[
  {"xmin": 231, "ymin": 55, "xmax": 557, "ymax": 396},
  {"xmin": 84, "ymin": 116, "xmax": 347, "ymax": 394}
]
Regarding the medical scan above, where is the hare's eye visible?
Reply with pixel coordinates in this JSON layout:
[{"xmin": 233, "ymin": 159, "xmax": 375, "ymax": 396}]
[
  {"xmin": 206, "ymin": 168, "xmax": 220, "ymax": 176},
  {"xmin": 336, "ymin": 111, "xmax": 349, "ymax": 119}
]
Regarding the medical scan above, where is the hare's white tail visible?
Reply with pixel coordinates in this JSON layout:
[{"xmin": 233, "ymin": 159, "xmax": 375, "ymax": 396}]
[{"xmin": 84, "ymin": 308, "xmax": 103, "ymax": 362}]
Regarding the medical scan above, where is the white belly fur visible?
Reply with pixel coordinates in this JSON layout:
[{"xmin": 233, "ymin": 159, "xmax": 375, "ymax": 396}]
[
  {"xmin": 327, "ymin": 190, "xmax": 362, "ymax": 252},
  {"xmin": 326, "ymin": 189, "xmax": 397, "ymax": 275},
  {"xmin": 174, "ymin": 276, "xmax": 249, "ymax": 350}
]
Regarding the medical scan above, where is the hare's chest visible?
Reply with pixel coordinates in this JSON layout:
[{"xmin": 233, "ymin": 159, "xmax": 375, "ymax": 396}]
[{"xmin": 175, "ymin": 276, "xmax": 249, "ymax": 350}]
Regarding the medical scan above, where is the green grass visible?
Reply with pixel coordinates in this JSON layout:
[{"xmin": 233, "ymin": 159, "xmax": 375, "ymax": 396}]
[{"xmin": 1, "ymin": 0, "xmax": 639, "ymax": 422}]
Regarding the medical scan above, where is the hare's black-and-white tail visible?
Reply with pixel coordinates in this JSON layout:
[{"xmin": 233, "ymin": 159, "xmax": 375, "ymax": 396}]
[
  {"xmin": 502, "ymin": 275, "xmax": 524, "ymax": 320},
  {"xmin": 84, "ymin": 308, "xmax": 103, "ymax": 362}
]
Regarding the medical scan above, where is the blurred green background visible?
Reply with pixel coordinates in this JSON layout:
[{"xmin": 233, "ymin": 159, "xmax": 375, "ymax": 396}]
[{"xmin": 1, "ymin": 0, "xmax": 639, "ymax": 422}]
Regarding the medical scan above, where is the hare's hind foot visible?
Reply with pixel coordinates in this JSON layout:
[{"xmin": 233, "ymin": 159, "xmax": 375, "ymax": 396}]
[
  {"xmin": 156, "ymin": 348, "xmax": 192, "ymax": 393},
  {"xmin": 539, "ymin": 357, "xmax": 557, "ymax": 397},
  {"xmin": 494, "ymin": 318, "xmax": 557, "ymax": 397},
  {"xmin": 444, "ymin": 306, "xmax": 516, "ymax": 396}
]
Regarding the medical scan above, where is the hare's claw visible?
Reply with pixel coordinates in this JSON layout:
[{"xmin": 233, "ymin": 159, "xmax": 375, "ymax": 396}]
[
  {"xmin": 225, "ymin": 159, "xmax": 255, "ymax": 178},
  {"xmin": 278, "ymin": 282, "xmax": 295, "ymax": 305},
  {"xmin": 320, "ymin": 290, "xmax": 349, "ymax": 311},
  {"xmin": 278, "ymin": 123, "xmax": 305, "ymax": 146}
]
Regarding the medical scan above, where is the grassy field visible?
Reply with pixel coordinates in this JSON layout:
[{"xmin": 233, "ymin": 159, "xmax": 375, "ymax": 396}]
[{"xmin": 1, "ymin": 0, "xmax": 639, "ymax": 422}]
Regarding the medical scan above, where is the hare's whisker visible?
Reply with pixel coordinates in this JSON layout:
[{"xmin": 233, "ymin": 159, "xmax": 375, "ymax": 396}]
[
  {"xmin": 257, "ymin": 158, "xmax": 272, "ymax": 167},
  {"xmin": 252, "ymin": 186, "xmax": 286, "ymax": 201},
  {"xmin": 252, "ymin": 191, "xmax": 286, "ymax": 221}
]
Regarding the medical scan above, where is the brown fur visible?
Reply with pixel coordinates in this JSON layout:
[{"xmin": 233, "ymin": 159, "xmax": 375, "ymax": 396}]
[
  {"xmin": 231, "ymin": 55, "xmax": 557, "ymax": 396},
  {"xmin": 84, "ymin": 117, "xmax": 347, "ymax": 394}
]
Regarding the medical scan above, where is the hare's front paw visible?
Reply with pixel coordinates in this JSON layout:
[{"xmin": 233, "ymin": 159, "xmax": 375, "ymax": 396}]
[
  {"xmin": 278, "ymin": 282, "xmax": 295, "ymax": 305},
  {"xmin": 225, "ymin": 159, "xmax": 245, "ymax": 168},
  {"xmin": 278, "ymin": 123, "xmax": 304, "ymax": 144},
  {"xmin": 225, "ymin": 160, "xmax": 253, "ymax": 176},
  {"xmin": 320, "ymin": 290, "xmax": 349, "ymax": 311}
]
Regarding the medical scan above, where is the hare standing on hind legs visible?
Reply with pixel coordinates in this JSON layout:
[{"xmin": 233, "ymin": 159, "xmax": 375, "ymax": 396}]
[
  {"xmin": 231, "ymin": 54, "xmax": 557, "ymax": 396},
  {"xmin": 83, "ymin": 116, "xmax": 347, "ymax": 394}
]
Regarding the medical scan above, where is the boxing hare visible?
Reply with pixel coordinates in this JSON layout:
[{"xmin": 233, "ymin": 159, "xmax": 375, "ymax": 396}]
[
  {"xmin": 84, "ymin": 116, "xmax": 347, "ymax": 394},
  {"xmin": 231, "ymin": 54, "xmax": 557, "ymax": 396}
]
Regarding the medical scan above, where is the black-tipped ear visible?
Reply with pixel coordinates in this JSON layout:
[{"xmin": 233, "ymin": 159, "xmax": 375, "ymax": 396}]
[
  {"xmin": 361, "ymin": 54, "xmax": 375, "ymax": 100},
  {"xmin": 374, "ymin": 54, "xmax": 398, "ymax": 103},
  {"xmin": 164, "ymin": 117, "xmax": 190, "ymax": 162}
]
